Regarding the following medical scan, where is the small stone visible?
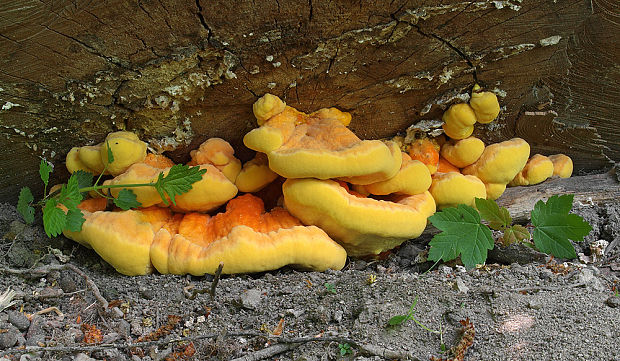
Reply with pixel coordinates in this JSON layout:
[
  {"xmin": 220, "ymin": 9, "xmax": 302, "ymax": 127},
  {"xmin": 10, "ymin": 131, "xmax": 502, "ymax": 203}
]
[
  {"xmin": 139, "ymin": 288, "xmax": 155, "ymax": 300},
  {"xmin": 66, "ymin": 328, "xmax": 84, "ymax": 343},
  {"xmin": 103, "ymin": 332, "xmax": 120, "ymax": 343},
  {"xmin": 605, "ymin": 296, "xmax": 620, "ymax": 308},
  {"xmin": 528, "ymin": 300, "xmax": 543, "ymax": 310},
  {"xmin": 58, "ymin": 273, "xmax": 77, "ymax": 293},
  {"xmin": 74, "ymin": 353, "xmax": 97, "ymax": 361},
  {"xmin": 25, "ymin": 334, "xmax": 45, "ymax": 347},
  {"xmin": 454, "ymin": 278, "xmax": 469, "ymax": 294},
  {"xmin": 7, "ymin": 311, "xmax": 30, "ymax": 331},
  {"xmin": 240, "ymin": 289, "xmax": 262, "ymax": 310},
  {"xmin": 577, "ymin": 268, "xmax": 606, "ymax": 291},
  {"xmin": 0, "ymin": 325, "xmax": 18, "ymax": 349}
]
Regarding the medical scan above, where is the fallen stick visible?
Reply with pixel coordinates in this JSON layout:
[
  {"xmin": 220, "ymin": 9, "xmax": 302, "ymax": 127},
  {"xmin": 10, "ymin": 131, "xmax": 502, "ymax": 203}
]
[{"xmin": 0, "ymin": 263, "xmax": 109, "ymax": 310}]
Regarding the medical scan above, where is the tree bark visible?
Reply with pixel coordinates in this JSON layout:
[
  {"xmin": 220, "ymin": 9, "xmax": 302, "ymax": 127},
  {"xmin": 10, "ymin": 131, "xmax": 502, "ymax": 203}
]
[{"xmin": 0, "ymin": 0, "xmax": 618, "ymax": 202}]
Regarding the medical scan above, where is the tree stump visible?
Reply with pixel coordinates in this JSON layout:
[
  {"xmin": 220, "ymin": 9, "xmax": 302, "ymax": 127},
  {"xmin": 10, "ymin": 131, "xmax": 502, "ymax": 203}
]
[{"xmin": 0, "ymin": 0, "xmax": 618, "ymax": 202}]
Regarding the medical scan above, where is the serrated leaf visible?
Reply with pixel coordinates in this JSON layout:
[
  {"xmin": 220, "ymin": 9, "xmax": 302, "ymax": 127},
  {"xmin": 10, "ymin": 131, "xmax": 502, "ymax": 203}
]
[
  {"xmin": 42, "ymin": 199, "xmax": 66, "ymax": 237},
  {"xmin": 106, "ymin": 140, "xmax": 114, "ymax": 164},
  {"xmin": 503, "ymin": 225, "xmax": 530, "ymax": 245},
  {"xmin": 72, "ymin": 170, "xmax": 94, "ymax": 195},
  {"xmin": 65, "ymin": 208, "xmax": 85, "ymax": 232},
  {"xmin": 428, "ymin": 205, "xmax": 494, "ymax": 269},
  {"xmin": 475, "ymin": 197, "xmax": 511, "ymax": 230},
  {"xmin": 113, "ymin": 189, "xmax": 141, "ymax": 210},
  {"xmin": 17, "ymin": 187, "xmax": 35, "ymax": 224},
  {"xmin": 59, "ymin": 175, "xmax": 83, "ymax": 209},
  {"xmin": 39, "ymin": 159, "xmax": 53, "ymax": 187},
  {"xmin": 155, "ymin": 164, "xmax": 206, "ymax": 206},
  {"xmin": 531, "ymin": 195, "xmax": 592, "ymax": 259}
]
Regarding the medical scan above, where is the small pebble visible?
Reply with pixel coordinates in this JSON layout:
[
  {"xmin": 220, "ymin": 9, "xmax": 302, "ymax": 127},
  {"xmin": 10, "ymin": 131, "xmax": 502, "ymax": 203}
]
[
  {"xmin": 0, "ymin": 325, "xmax": 18, "ymax": 349},
  {"xmin": 240, "ymin": 289, "xmax": 262, "ymax": 310},
  {"xmin": 139, "ymin": 288, "xmax": 155, "ymax": 300},
  {"xmin": 7, "ymin": 311, "xmax": 30, "ymax": 331},
  {"xmin": 605, "ymin": 296, "xmax": 620, "ymax": 308},
  {"xmin": 454, "ymin": 278, "xmax": 470, "ymax": 294},
  {"xmin": 528, "ymin": 299, "xmax": 543, "ymax": 310},
  {"xmin": 74, "ymin": 353, "xmax": 97, "ymax": 361}
]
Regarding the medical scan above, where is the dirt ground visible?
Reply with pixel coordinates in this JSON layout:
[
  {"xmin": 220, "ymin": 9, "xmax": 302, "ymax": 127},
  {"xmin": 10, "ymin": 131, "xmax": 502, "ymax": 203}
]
[{"xmin": 0, "ymin": 187, "xmax": 619, "ymax": 361}]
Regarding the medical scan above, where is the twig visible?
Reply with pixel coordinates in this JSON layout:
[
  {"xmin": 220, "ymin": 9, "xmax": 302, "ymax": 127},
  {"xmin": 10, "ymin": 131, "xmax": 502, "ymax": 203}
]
[
  {"xmin": 0, "ymin": 331, "xmax": 424, "ymax": 360},
  {"xmin": 230, "ymin": 343, "xmax": 300, "ymax": 361},
  {"xmin": 210, "ymin": 262, "xmax": 224, "ymax": 299},
  {"xmin": 0, "ymin": 263, "xmax": 109, "ymax": 310},
  {"xmin": 509, "ymin": 282, "xmax": 586, "ymax": 293},
  {"xmin": 184, "ymin": 262, "xmax": 225, "ymax": 300}
]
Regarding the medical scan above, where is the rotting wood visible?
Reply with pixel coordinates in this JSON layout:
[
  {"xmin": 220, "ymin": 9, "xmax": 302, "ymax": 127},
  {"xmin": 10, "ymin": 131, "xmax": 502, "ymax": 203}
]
[
  {"xmin": 0, "ymin": 0, "xmax": 618, "ymax": 203},
  {"xmin": 497, "ymin": 171, "xmax": 620, "ymax": 223}
]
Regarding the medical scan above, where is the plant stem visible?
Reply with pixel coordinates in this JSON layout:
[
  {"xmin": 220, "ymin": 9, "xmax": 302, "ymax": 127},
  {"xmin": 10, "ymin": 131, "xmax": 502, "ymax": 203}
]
[{"xmin": 78, "ymin": 182, "xmax": 156, "ymax": 193}]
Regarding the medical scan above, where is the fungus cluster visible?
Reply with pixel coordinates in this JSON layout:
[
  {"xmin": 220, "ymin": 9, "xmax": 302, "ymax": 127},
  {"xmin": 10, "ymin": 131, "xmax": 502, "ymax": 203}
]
[{"xmin": 62, "ymin": 90, "xmax": 573, "ymax": 276}]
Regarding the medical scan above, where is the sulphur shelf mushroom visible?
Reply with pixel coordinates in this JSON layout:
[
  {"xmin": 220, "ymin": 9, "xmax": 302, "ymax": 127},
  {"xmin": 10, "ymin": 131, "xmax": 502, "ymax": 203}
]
[
  {"xmin": 243, "ymin": 93, "xmax": 402, "ymax": 184},
  {"xmin": 283, "ymin": 178, "xmax": 436, "ymax": 256},
  {"xmin": 64, "ymin": 194, "xmax": 346, "ymax": 276}
]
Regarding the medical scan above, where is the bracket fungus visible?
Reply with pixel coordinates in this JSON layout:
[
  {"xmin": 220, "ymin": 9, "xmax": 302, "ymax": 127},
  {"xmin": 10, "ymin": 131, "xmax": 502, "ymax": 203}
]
[
  {"xmin": 151, "ymin": 194, "xmax": 346, "ymax": 275},
  {"xmin": 469, "ymin": 85, "xmax": 501, "ymax": 124},
  {"xmin": 243, "ymin": 94, "xmax": 401, "ymax": 183},
  {"xmin": 430, "ymin": 172, "xmax": 487, "ymax": 209},
  {"xmin": 509, "ymin": 154, "xmax": 554, "ymax": 186},
  {"xmin": 440, "ymin": 137, "xmax": 486, "ymax": 168},
  {"xmin": 64, "ymin": 195, "xmax": 346, "ymax": 276},
  {"xmin": 283, "ymin": 178, "xmax": 436, "ymax": 256},
  {"xmin": 549, "ymin": 154, "xmax": 573, "ymax": 178},
  {"xmin": 235, "ymin": 153, "xmax": 279, "ymax": 193},
  {"xmin": 462, "ymin": 138, "xmax": 530, "ymax": 200}
]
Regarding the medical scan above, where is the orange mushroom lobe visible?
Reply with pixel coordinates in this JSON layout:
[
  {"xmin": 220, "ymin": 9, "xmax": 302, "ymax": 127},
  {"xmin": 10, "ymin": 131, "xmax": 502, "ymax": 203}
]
[{"xmin": 176, "ymin": 194, "xmax": 302, "ymax": 246}]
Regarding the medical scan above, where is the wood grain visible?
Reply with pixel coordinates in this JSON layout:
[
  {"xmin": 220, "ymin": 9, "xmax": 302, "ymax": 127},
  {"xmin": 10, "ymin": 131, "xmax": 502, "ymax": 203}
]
[{"xmin": 0, "ymin": 0, "xmax": 618, "ymax": 202}]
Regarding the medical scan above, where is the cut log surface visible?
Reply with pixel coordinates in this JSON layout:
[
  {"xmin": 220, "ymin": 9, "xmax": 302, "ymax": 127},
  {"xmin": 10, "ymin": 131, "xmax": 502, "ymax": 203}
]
[{"xmin": 0, "ymin": 0, "xmax": 618, "ymax": 202}]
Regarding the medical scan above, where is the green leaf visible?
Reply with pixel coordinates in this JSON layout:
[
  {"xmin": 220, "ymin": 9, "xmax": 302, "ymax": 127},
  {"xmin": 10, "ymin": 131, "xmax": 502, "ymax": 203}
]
[
  {"xmin": 72, "ymin": 170, "xmax": 94, "ymax": 195},
  {"xmin": 65, "ymin": 208, "xmax": 85, "ymax": 232},
  {"xmin": 503, "ymin": 225, "xmax": 530, "ymax": 245},
  {"xmin": 42, "ymin": 199, "xmax": 66, "ymax": 237},
  {"xmin": 114, "ymin": 189, "xmax": 141, "ymax": 210},
  {"xmin": 17, "ymin": 187, "xmax": 35, "ymax": 224},
  {"xmin": 531, "ymin": 195, "xmax": 592, "ymax": 259},
  {"xmin": 428, "ymin": 205, "xmax": 494, "ymax": 269},
  {"xmin": 154, "ymin": 164, "xmax": 206, "ymax": 206},
  {"xmin": 475, "ymin": 197, "xmax": 512, "ymax": 230},
  {"xmin": 59, "ymin": 175, "xmax": 83, "ymax": 209},
  {"xmin": 106, "ymin": 140, "xmax": 114, "ymax": 164},
  {"xmin": 388, "ymin": 314, "xmax": 409, "ymax": 326},
  {"xmin": 39, "ymin": 159, "xmax": 53, "ymax": 187}
]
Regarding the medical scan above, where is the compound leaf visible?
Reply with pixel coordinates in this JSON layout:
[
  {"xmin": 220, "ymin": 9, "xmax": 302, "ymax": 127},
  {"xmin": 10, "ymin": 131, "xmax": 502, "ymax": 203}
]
[
  {"xmin": 42, "ymin": 199, "xmax": 66, "ymax": 237},
  {"xmin": 17, "ymin": 187, "xmax": 35, "ymax": 224},
  {"xmin": 59, "ymin": 176, "xmax": 83, "ymax": 209},
  {"xmin": 531, "ymin": 195, "xmax": 592, "ymax": 259},
  {"xmin": 475, "ymin": 197, "xmax": 511, "ymax": 230},
  {"xmin": 65, "ymin": 208, "xmax": 85, "ymax": 232},
  {"xmin": 72, "ymin": 170, "xmax": 94, "ymax": 195},
  {"xmin": 113, "ymin": 189, "xmax": 141, "ymax": 210},
  {"xmin": 154, "ymin": 164, "xmax": 206, "ymax": 206},
  {"xmin": 503, "ymin": 225, "xmax": 530, "ymax": 245},
  {"xmin": 428, "ymin": 204, "xmax": 494, "ymax": 269},
  {"xmin": 39, "ymin": 159, "xmax": 53, "ymax": 187}
]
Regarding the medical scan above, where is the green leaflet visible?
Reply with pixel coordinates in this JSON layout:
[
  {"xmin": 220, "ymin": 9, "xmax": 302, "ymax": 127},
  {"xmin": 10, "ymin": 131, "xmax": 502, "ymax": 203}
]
[
  {"xmin": 475, "ymin": 197, "xmax": 511, "ymax": 230},
  {"xmin": 155, "ymin": 164, "xmax": 206, "ymax": 206},
  {"xmin": 17, "ymin": 187, "xmax": 35, "ymax": 224},
  {"xmin": 531, "ymin": 195, "xmax": 592, "ymax": 259},
  {"xmin": 428, "ymin": 205, "xmax": 494, "ymax": 269},
  {"xmin": 113, "ymin": 189, "xmax": 141, "ymax": 210}
]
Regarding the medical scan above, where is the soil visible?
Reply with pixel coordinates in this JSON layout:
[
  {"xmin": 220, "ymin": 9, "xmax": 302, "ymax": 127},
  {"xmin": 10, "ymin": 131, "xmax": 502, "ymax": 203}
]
[{"xmin": 0, "ymin": 191, "xmax": 619, "ymax": 361}]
